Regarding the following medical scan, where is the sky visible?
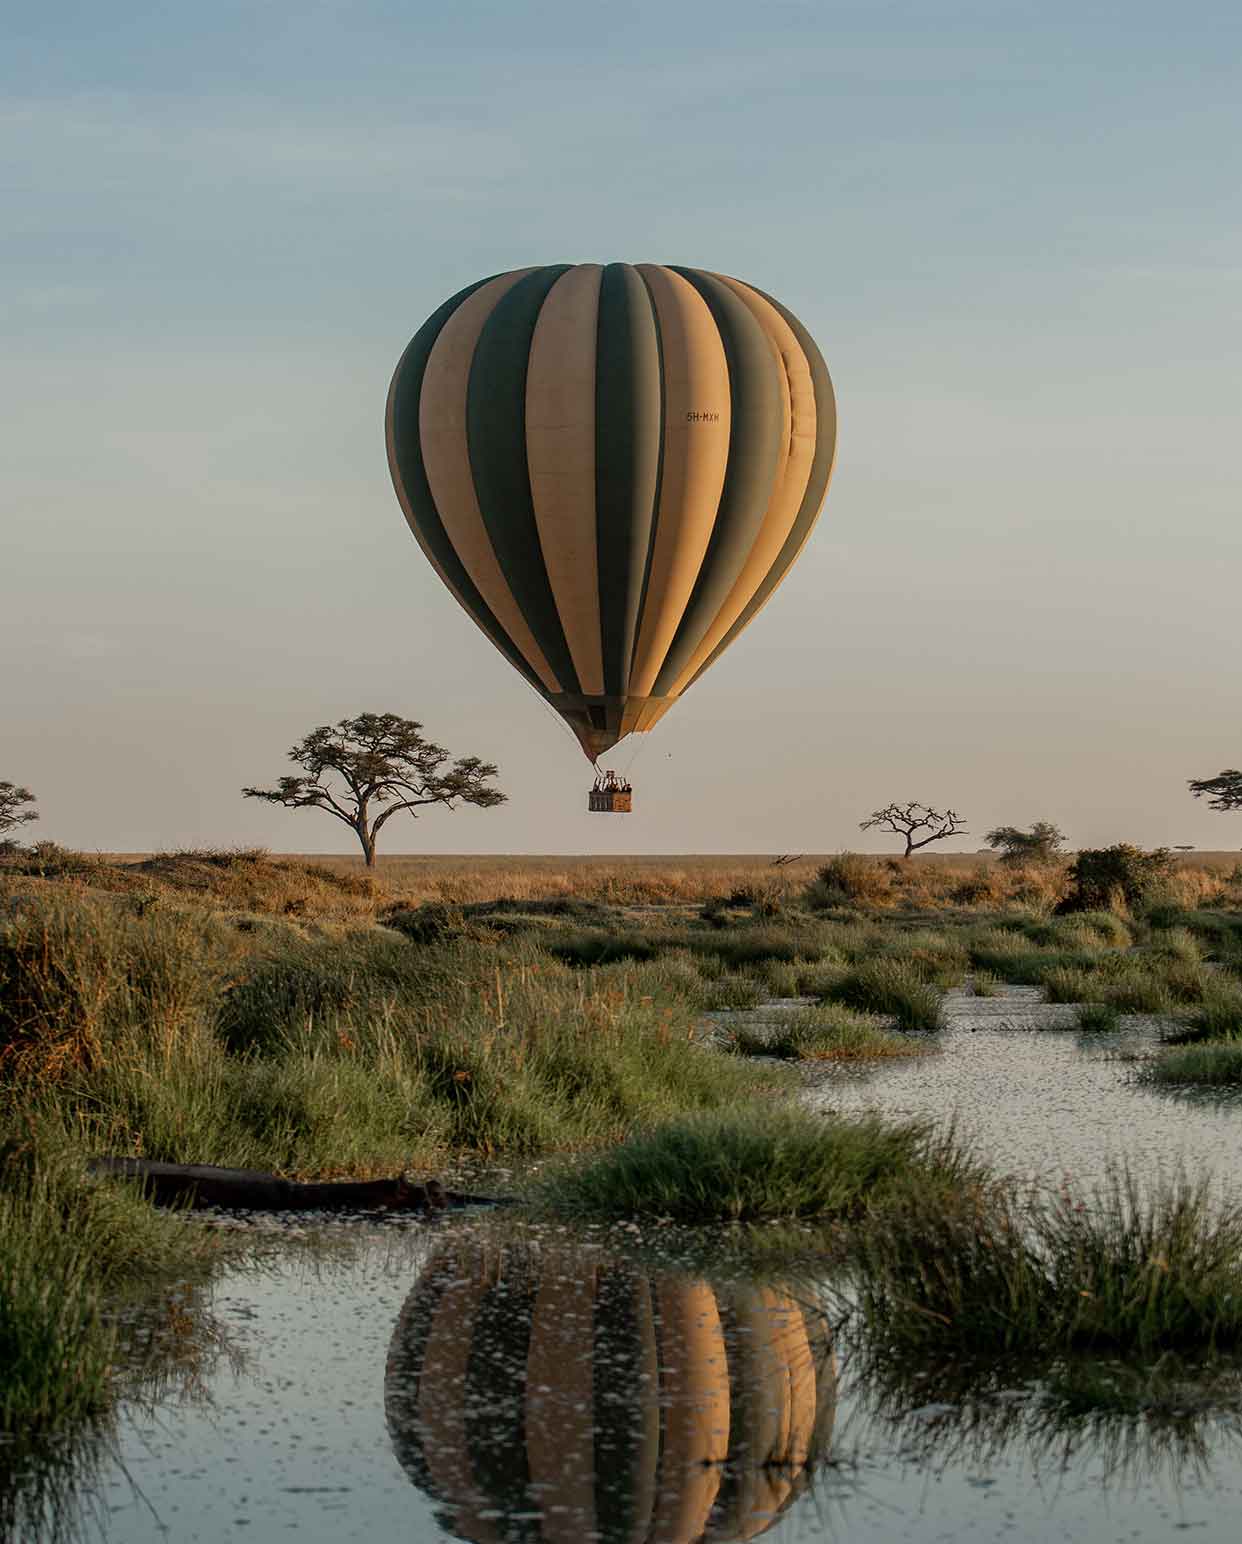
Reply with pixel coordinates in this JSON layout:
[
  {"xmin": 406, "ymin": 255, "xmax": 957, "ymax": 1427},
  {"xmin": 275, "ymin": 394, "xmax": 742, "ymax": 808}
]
[{"xmin": 3, "ymin": 0, "xmax": 1240, "ymax": 857}]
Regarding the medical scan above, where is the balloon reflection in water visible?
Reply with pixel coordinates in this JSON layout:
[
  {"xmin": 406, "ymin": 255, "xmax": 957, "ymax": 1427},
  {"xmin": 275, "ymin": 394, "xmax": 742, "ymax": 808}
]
[{"xmin": 385, "ymin": 1243, "xmax": 837, "ymax": 1543}]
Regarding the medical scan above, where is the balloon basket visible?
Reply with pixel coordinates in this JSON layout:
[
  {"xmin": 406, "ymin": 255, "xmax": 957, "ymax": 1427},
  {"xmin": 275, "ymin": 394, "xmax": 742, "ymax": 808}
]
[
  {"xmin": 588, "ymin": 788, "xmax": 632, "ymax": 813},
  {"xmin": 589, "ymin": 771, "xmax": 632, "ymax": 813}
]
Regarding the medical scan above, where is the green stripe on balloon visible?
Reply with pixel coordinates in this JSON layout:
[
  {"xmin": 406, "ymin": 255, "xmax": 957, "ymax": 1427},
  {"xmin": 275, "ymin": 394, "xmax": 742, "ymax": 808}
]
[{"xmin": 594, "ymin": 263, "xmax": 664, "ymax": 705}]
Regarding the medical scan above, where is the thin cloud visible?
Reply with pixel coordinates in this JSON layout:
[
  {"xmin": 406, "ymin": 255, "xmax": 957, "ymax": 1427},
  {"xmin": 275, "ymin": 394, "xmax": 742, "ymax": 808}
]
[{"xmin": 3, "ymin": 93, "xmax": 525, "ymax": 197}]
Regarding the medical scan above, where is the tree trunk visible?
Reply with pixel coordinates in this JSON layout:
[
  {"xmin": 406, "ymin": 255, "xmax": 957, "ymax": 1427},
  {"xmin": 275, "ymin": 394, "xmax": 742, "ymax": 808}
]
[
  {"xmin": 357, "ymin": 826, "xmax": 377, "ymax": 868},
  {"xmin": 903, "ymin": 835, "xmax": 914, "ymax": 857}
]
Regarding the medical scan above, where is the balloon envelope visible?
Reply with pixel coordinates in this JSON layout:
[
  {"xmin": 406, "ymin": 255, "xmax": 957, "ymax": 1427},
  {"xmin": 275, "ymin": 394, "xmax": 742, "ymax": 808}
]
[{"xmin": 386, "ymin": 264, "xmax": 836, "ymax": 761}]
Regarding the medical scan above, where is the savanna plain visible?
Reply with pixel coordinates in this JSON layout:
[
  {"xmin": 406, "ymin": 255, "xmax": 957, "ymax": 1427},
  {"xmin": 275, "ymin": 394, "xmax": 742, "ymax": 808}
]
[{"xmin": 5, "ymin": 842, "xmax": 1242, "ymax": 1538}]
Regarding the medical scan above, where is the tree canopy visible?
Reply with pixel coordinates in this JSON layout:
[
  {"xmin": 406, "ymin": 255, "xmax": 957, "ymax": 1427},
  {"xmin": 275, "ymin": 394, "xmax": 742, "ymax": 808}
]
[
  {"xmin": 243, "ymin": 713, "xmax": 505, "ymax": 867},
  {"xmin": 859, "ymin": 801, "xmax": 967, "ymax": 858},
  {"xmin": 1188, "ymin": 770, "xmax": 1242, "ymax": 812},
  {"xmin": 0, "ymin": 783, "xmax": 38, "ymax": 839},
  {"xmin": 984, "ymin": 821, "xmax": 1066, "ymax": 865}
]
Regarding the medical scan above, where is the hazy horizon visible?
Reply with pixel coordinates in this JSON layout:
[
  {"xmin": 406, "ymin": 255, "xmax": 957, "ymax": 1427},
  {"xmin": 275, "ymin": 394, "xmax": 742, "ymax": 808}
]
[{"xmin": 5, "ymin": 2, "xmax": 1240, "ymax": 857}]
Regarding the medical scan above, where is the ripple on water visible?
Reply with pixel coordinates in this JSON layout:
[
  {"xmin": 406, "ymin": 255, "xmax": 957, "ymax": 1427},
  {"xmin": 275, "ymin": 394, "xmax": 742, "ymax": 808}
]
[{"xmin": 800, "ymin": 984, "xmax": 1242, "ymax": 1197}]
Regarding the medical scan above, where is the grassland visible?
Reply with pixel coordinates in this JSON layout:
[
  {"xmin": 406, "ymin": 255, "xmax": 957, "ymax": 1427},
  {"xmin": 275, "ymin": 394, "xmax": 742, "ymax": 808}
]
[
  {"xmin": 3, "ymin": 841, "xmax": 1242, "ymax": 1453},
  {"xmin": 76, "ymin": 845, "xmax": 1242, "ymax": 912}
]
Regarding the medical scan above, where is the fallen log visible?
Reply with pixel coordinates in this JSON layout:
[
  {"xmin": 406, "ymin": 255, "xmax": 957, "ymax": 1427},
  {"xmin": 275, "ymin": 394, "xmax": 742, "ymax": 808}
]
[{"xmin": 88, "ymin": 1156, "xmax": 514, "ymax": 1214}]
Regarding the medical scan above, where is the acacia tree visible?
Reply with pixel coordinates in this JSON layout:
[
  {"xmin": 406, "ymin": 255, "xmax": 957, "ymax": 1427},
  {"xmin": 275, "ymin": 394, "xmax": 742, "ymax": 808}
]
[
  {"xmin": 243, "ymin": 713, "xmax": 505, "ymax": 868},
  {"xmin": 985, "ymin": 821, "xmax": 1066, "ymax": 865},
  {"xmin": 0, "ymin": 782, "xmax": 38, "ymax": 838},
  {"xmin": 1188, "ymin": 770, "xmax": 1242, "ymax": 812},
  {"xmin": 859, "ymin": 801, "xmax": 967, "ymax": 858}
]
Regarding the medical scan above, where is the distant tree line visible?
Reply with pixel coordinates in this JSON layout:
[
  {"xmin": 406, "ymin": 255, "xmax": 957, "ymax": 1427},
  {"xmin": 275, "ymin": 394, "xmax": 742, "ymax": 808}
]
[{"xmin": 5, "ymin": 744, "xmax": 1242, "ymax": 869}]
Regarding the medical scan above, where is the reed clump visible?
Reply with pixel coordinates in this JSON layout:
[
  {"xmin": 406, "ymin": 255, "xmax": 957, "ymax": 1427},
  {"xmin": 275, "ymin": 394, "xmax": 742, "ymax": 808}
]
[
  {"xmin": 0, "ymin": 1125, "xmax": 216, "ymax": 1438},
  {"xmin": 849, "ymin": 1166, "xmax": 1242, "ymax": 1359}
]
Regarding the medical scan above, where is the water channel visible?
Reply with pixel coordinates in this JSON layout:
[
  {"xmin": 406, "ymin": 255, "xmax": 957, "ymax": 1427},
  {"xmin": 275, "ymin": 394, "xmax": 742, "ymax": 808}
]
[{"xmin": 19, "ymin": 986, "xmax": 1242, "ymax": 1541}]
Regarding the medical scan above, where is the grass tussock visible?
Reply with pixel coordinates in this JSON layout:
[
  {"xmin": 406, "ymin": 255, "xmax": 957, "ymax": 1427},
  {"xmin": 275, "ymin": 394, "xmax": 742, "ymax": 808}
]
[
  {"xmin": 1137, "ymin": 1043, "xmax": 1242, "ymax": 1089},
  {"xmin": 728, "ymin": 1003, "xmax": 930, "ymax": 1061},
  {"xmin": 822, "ymin": 959, "xmax": 944, "ymax": 1032},
  {"xmin": 0, "ymin": 890, "xmax": 229, "ymax": 1080},
  {"xmin": 537, "ymin": 1108, "xmax": 979, "ymax": 1223},
  {"xmin": 1175, "ymin": 982, "xmax": 1242, "ymax": 1044},
  {"xmin": 850, "ymin": 1166, "xmax": 1242, "ymax": 1359},
  {"xmin": 1042, "ymin": 954, "xmax": 1209, "ymax": 1014},
  {"xmin": 1077, "ymin": 1002, "xmax": 1122, "ymax": 1033}
]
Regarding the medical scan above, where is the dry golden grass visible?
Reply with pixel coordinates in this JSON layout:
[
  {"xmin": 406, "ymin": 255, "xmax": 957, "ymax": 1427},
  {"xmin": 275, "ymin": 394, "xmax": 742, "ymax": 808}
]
[{"xmin": 9, "ymin": 846, "xmax": 1239, "ymax": 924}]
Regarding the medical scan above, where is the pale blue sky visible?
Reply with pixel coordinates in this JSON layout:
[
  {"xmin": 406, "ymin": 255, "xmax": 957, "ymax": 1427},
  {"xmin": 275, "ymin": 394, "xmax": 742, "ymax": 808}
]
[{"xmin": 4, "ymin": 1, "xmax": 1240, "ymax": 855}]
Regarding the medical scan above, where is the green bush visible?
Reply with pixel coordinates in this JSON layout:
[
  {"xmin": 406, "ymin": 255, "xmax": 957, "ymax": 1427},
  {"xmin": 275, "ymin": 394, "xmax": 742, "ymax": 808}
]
[
  {"xmin": 985, "ymin": 821, "xmax": 1066, "ymax": 865},
  {"xmin": 872, "ymin": 928, "xmax": 969, "ymax": 986},
  {"xmin": 702, "ymin": 972, "xmax": 767, "ymax": 1010},
  {"xmin": 1044, "ymin": 962, "xmax": 1175, "ymax": 1014},
  {"xmin": 757, "ymin": 958, "xmax": 802, "ymax": 998},
  {"xmin": 543, "ymin": 928, "xmax": 662, "ymax": 966},
  {"xmin": 1018, "ymin": 911, "xmax": 1132, "ymax": 949},
  {"xmin": 1057, "ymin": 845, "xmax": 1175, "ymax": 915},
  {"xmin": 1188, "ymin": 983, "xmax": 1242, "ymax": 1041},
  {"xmin": 969, "ymin": 946, "xmax": 1103, "ymax": 987}
]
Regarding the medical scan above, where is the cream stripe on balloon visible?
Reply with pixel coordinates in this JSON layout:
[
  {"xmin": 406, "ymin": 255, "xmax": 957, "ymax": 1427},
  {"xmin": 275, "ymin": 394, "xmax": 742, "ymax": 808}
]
[{"xmin": 420, "ymin": 269, "xmax": 562, "ymax": 694}]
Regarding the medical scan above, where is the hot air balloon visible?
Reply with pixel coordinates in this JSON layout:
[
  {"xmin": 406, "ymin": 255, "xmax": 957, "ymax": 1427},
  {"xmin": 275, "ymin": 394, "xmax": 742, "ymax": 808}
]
[
  {"xmin": 385, "ymin": 264, "xmax": 836, "ymax": 807},
  {"xmin": 384, "ymin": 1242, "xmax": 837, "ymax": 1544}
]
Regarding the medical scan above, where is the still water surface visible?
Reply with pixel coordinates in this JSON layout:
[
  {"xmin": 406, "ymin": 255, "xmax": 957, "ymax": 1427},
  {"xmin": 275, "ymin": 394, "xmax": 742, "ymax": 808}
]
[{"xmin": 75, "ymin": 991, "xmax": 1242, "ymax": 1539}]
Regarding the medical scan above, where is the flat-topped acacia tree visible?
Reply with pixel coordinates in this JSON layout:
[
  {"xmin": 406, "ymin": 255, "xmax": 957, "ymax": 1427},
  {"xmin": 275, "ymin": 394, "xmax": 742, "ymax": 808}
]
[
  {"xmin": 859, "ymin": 801, "xmax": 967, "ymax": 859},
  {"xmin": 243, "ymin": 713, "xmax": 506, "ymax": 868}
]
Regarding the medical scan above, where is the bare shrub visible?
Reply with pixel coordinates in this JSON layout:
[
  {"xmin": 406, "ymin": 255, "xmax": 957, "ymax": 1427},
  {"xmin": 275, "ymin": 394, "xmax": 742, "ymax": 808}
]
[{"xmin": 806, "ymin": 853, "xmax": 893, "ymax": 909}]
